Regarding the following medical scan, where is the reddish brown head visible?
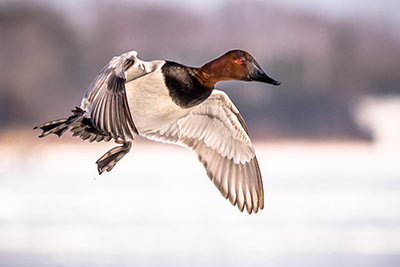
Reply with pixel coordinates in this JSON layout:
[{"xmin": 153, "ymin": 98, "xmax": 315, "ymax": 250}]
[{"xmin": 196, "ymin": 50, "xmax": 280, "ymax": 88}]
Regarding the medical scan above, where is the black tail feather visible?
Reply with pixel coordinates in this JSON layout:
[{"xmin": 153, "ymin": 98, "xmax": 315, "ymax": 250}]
[
  {"xmin": 34, "ymin": 107, "xmax": 112, "ymax": 142},
  {"xmin": 35, "ymin": 107, "xmax": 131, "ymax": 174},
  {"xmin": 34, "ymin": 107, "xmax": 85, "ymax": 137},
  {"xmin": 34, "ymin": 118, "xmax": 69, "ymax": 137}
]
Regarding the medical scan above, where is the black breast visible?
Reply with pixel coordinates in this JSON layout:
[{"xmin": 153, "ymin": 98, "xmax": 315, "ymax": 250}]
[{"xmin": 162, "ymin": 61, "xmax": 213, "ymax": 108}]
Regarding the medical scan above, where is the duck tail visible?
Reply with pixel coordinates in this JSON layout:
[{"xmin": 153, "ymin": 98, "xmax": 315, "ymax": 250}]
[
  {"xmin": 34, "ymin": 107, "xmax": 131, "ymax": 175},
  {"xmin": 34, "ymin": 107, "xmax": 85, "ymax": 138},
  {"xmin": 34, "ymin": 107, "xmax": 114, "ymax": 143}
]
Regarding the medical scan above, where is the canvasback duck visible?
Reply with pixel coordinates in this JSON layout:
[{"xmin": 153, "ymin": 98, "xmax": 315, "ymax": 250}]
[{"xmin": 34, "ymin": 50, "xmax": 280, "ymax": 214}]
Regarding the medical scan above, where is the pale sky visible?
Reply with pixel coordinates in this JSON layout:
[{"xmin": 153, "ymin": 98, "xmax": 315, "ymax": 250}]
[
  {"xmin": 2, "ymin": 0, "xmax": 399, "ymax": 19},
  {"xmin": 2, "ymin": 0, "xmax": 400, "ymax": 34},
  {"xmin": 63, "ymin": 0, "xmax": 400, "ymax": 37}
]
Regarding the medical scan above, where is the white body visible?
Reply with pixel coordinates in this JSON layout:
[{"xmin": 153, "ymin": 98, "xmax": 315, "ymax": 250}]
[{"xmin": 125, "ymin": 61, "xmax": 194, "ymax": 134}]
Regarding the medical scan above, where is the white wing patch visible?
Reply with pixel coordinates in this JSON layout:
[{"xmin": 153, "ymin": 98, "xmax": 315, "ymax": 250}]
[
  {"xmin": 177, "ymin": 95, "xmax": 254, "ymax": 165},
  {"xmin": 144, "ymin": 90, "xmax": 264, "ymax": 214}
]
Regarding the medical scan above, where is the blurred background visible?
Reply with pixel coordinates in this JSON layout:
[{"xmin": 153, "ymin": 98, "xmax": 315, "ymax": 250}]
[{"xmin": 1, "ymin": 0, "xmax": 399, "ymax": 266}]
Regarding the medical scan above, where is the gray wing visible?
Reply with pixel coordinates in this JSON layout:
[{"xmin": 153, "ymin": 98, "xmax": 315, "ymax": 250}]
[
  {"xmin": 145, "ymin": 90, "xmax": 264, "ymax": 214},
  {"xmin": 82, "ymin": 51, "xmax": 150, "ymax": 141}
]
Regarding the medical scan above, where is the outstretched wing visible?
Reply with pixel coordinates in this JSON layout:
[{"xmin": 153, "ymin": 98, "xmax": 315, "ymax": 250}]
[
  {"xmin": 145, "ymin": 90, "xmax": 264, "ymax": 214},
  {"xmin": 81, "ymin": 51, "xmax": 155, "ymax": 141}
]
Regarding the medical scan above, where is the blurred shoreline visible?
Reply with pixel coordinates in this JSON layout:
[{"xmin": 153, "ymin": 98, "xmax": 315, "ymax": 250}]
[{"xmin": 0, "ymin": 127, "xmax": 377, "ymax": 149}]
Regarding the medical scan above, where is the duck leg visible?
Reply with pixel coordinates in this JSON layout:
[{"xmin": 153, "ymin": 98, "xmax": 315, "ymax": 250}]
[{"xmin": 96, "ymin": 141, "xmax": 132, "ymax": 174}]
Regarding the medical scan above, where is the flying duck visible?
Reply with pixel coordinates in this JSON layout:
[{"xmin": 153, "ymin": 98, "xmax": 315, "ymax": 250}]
[{"xmin": 34, "ymin": 50, "xmax": 280, "ymax": 214}]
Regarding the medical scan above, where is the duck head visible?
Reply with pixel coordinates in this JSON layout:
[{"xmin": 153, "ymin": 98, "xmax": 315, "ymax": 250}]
[{"xmin": 196, "ymin": 50, "xmax": 281, "ymax": 88}]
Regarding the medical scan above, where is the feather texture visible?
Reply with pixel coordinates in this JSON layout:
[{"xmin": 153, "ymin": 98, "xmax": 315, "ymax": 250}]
[
  {"xmin": 144, "ymin": 90, "xmax": 264, "ymax": 214},
  {"xmin": 81, "ymin": 51, "xmax": 143, "ymax": 141}
]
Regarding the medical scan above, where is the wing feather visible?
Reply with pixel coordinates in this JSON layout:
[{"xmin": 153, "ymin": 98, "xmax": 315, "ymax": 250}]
[
  {"xmin": 144, "ymin": 90, "xmax": 264, "ymax": 214},
  {"xmin": 81, "ymin": 51, "xmax": 149, "ymax": 141}
]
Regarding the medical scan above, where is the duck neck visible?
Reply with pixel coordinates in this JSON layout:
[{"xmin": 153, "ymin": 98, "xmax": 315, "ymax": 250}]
[{"xmin": 196, "ymin": 56, "xmax": 229, "ymax": 88}]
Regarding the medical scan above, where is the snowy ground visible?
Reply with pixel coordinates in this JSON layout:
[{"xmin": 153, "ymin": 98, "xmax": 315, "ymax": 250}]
[{"xmin": 1, "ymin": 133, "xmax": 399, "ymax": 267}]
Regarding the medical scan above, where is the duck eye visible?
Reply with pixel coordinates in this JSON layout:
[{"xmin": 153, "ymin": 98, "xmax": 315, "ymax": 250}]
[{"xmin": 237, "ymin": 58, "xmax": 243, "ymax": 64}]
